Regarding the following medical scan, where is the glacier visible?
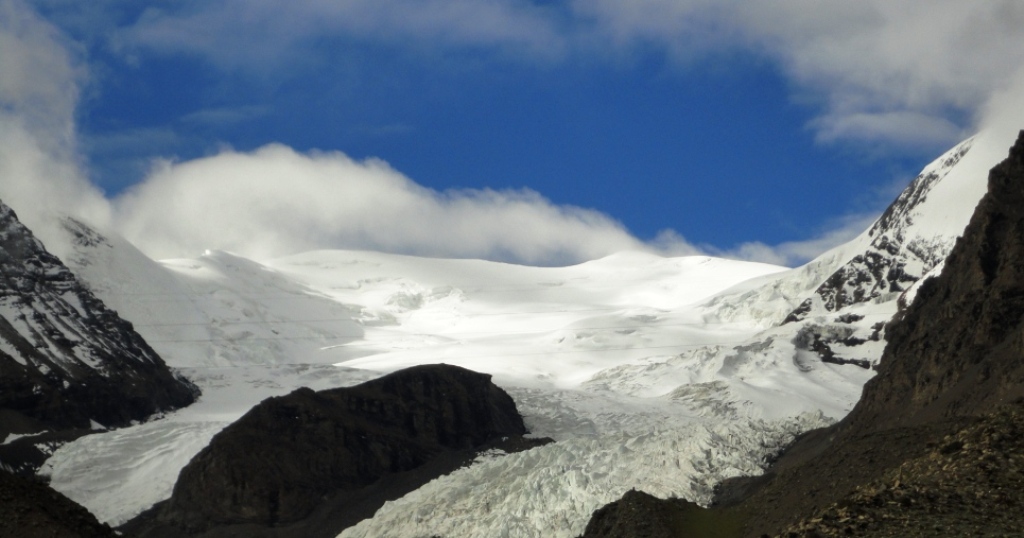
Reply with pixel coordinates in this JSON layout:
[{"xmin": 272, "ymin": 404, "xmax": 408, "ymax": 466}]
[{"xmin": 37, "ymin": 128, "xmax": 1014, "ymax": 535}]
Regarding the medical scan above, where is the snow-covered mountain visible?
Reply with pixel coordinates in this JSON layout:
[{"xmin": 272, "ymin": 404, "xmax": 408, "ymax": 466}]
[
  {"xmin": 0, "ymin": 202, "xmax": 197, "ymax": 474},
  {"xmin": 33, "ymin": 129, "xmax": 1009, "ymax": 536}
]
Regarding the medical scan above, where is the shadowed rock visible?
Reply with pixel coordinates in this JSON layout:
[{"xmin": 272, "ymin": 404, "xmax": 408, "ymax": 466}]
[
  {"xmin": 0, "ymin": 469, "xmax": 116, "ymax": 538},
  {"xmin": 151, "ymin": 364, "xmax": 533, "ymax": 536},
  {"xmin": 0, "ymin": 200, "xmax": 197, "ymax": 473},
  {"xmin": 582, "ymin": 489, "xmax": 740, "ymax": 538}
]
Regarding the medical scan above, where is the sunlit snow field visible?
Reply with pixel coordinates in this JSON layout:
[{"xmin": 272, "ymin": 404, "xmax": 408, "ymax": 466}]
[{"xmin": 38, "ymin": 241, "xmax": 875, "ymax": 536}]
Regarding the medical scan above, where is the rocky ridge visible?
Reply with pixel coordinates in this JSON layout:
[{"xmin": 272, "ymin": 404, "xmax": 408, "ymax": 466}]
[
  {"xmin": 700, "ymin": 136, "xmax": 986, "ymax": 373},
  {"xmin": 0, "ymin": 200, "xmax": 198, "ymax": 473},
  {"xmin": 776, "ymin": 405, "xmax": 1024, "ymax": 537},
  {"xmin": 785, "ymin": 137, "xmax": 975, "ymax": 321},
  {"xmin": 580, "ymin": 130, "xmax": 1024, "ymax": 537}
]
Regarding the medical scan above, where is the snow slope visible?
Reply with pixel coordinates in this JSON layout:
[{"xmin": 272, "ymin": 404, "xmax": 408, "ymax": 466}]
[
  {"xmin": 0, "ymin": 205, "xmax": 195, "ymax": 474},
  {"xmin": 43, "ymin": 242, "xmax": 796, "ymax": 527},
  {"xmin": 39, "ymin": 130, "xmax": 1009, "ymax": 535}
]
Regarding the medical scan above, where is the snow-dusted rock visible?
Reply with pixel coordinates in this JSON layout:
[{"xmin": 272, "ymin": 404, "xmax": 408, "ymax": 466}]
[{"xmin": 0, "ymin": 202, "xmax": 197, "ymax": 473}]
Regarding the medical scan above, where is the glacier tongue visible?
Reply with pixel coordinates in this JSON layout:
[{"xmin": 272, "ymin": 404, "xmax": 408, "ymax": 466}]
[{"xmin": 339, "ymin": 412, "xmax": 831, "ymax": 538}]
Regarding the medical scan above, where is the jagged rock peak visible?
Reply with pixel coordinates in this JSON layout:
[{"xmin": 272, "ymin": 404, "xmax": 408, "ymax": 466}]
[
  {"xmin": 0, "ymin": 199, "xmax": 198, "ymax": 471},
  {"xmin": 867, "ymin": 136, "xmax": 974, "ymax": 249},
  {"xmin": 723, "ymin": 130, "xmax": 1024, "ymax": 536},
  {"xmin": 785, "ymin": 136, "xmax": 978, "ymax": 321}
]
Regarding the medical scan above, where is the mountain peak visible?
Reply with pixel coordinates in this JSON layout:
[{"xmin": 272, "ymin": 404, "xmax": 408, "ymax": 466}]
[
  {"xmin": 854, "ymin": 129, "xmax": 1024, "ymax": 426},
  {"xmin": 0, "ymin": 199, "xmax": 198, "ymax": 473}
]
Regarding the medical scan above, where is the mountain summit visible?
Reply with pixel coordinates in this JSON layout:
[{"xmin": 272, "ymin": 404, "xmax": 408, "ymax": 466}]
[{"xmin": 0, "ymin": 201, "xmax": 198, "ymax": 473}]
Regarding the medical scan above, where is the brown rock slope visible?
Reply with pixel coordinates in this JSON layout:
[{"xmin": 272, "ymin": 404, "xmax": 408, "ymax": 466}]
[
  {"xmin": 776, "ymin": 406, "xmax": 1024, "ymax": 537},
  {"xmin": 130, "ymin": 363, "xmax": 545, "ymax": 538},
  {"xmin": 580, "ymin": 130, "xmax": 1024, "ymax": 537}
]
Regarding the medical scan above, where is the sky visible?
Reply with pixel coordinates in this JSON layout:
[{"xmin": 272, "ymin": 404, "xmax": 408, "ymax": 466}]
[{"xmin": 3, "ymin": 1, "xmax": 1024, "ymax": 266}]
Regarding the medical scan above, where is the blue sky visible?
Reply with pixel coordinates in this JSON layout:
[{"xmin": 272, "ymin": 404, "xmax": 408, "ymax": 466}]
[{"xmin": 4, "ymin": 1, "xmax": 1024, "ymax": 265}]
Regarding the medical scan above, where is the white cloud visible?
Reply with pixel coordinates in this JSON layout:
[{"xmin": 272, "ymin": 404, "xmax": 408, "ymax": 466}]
[
  {"xmin": 0, "ymin": 0, "xmax": 79, "ymax": 139},
  {"xmin": 976, "ymin": 69, "xmax": 1024, "ymax": 150},
  {"xmin": 0, "ymin": 1, "xmax": 703, "ymax": 268},
  {"xmin": 809, "ymin": 111, "xmax": 965, "ymax": 152},
  {"xmin": 111, "ymin": 144, "xmax": 702, "ymax": 265},
  {"xmin": 11, "ymin": 0, "xmax": 1022, "ymax": 269},
  {"xmin": 717, "ymin": 212, "xmax": 880, "ymax": 267},
  {"xmin": 0, "ymin": 0, "xmax": 109, "ymax": 256},
  {"xmin": 120, "ymin": 0, "xmax": 565, "ymax": 69},
  {"xmin": 580, "ymin": 0, "xmax": 1024, "ymax": 153}
]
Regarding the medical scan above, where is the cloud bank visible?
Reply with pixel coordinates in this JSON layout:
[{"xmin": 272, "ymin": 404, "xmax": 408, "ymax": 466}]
[
  {"xmin": 111, "ymin": 145, "xmax": 702, "ymax": 265},
  {"xmin": 7, "ymin": 1, "xmax": 1024, "ymax": 268},
  {"xmin": 1, "ymin": 0, "xmax": 693, "ymax": 267}
]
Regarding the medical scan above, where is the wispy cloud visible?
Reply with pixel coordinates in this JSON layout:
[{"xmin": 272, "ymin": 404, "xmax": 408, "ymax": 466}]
[
  {"xmin": 0, "ymin": 2, "xmax": 701, "ymax": 268},
  {"xmin": 580, "ymin": 0, "xmax": 1024, "ymax": 153},
  {"xmin": 7, "ymin": 0, "xmax": 1024, "ymax": 268},
  {"xmin": 120, "ymin": 0, "xmax": 566, "ymax": 69},
  {"xmin": 718, "ymin": 212, "xmax": 880, "ymax": 267},
  {"xmin": 179, "ymin": 105, "xmax": 269, "ymax": 127},
  {"xmin": 103, "ymin": 0, "xmax": 1024, "ymax": 153},
  {"xmin": 0, "ymin": 0, "xmax": 109, "ymax": 255}
]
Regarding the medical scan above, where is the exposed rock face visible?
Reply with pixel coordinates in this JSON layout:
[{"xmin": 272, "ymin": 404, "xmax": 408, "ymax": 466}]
[
  {"xmin": 727, "ymin": 130, "xmax": 1024, "ymax": 536},
  {"xmin": 784, "ymin": 138, "xmax": 974, "ymax": 322},
  {"xmin": 0, "ymin": 201, "xmax": 198, "ymax": 472},
  {"xmin": 580, "ymin": 131, "xmax": 1024, "ymax": 537},
  {"xmin": 702, "ymin": 136, "xmax": 985, "ymax": 374},
  {"xmin": 852, "ymin": 132, "xmax": 1024, "ymax": 425},
  {"xmin": 0, "ymin": 469, "xmax": 116, "ymax": 538},
  {"xmin": 157, "ymin": 364, "xmax": 529, "ymax": 535}
]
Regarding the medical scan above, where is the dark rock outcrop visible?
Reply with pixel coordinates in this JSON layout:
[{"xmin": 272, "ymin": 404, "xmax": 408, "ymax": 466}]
[
  {"xmin": 581, "ymin": 131, "xmax": 1024, "ymax": 537},
  {"xmin": 143, "ymin": 364, "xmax": 536, "ymax": 537},
  {"xmin": 0, "ymin": 200, "xmax": 198, "ymax": 473},
  {"xmin": 0, "ymin": 469, "xmax": 117, "ymax": 538},
  {"xmin": 581, "ymin": 489, "xmax": 740, "ymax": 538}
]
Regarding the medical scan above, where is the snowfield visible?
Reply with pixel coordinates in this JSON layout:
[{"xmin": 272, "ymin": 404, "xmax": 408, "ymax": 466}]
[
  {"xmin": 39, "ymin": 130, "xmax": 1008, "ymax": 534},
  {"xmin": 40, "ymin": 246, "xmax": 850, "ymax": 531}
]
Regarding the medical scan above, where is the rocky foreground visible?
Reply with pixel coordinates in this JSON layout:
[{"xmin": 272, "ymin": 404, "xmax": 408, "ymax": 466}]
[
  {"xmin": 778, "ymin": 405, "xmax": 1024, "ymax": 537},
  {"xmin": 0, "ymin": 469, "xmax": 115, "ymax": 538}
]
